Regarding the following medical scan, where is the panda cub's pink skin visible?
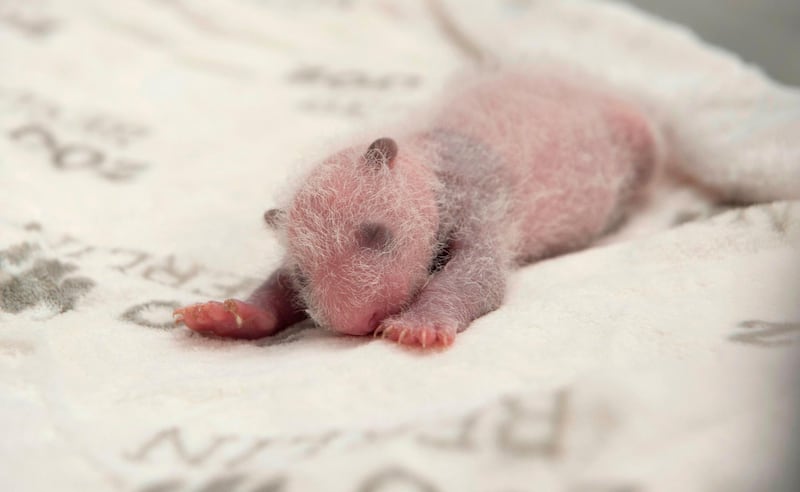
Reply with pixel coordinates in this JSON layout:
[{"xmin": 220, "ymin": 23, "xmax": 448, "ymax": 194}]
[{"xmin": 174, "ymin": 68, "xmax": 661, "ymax": 349}]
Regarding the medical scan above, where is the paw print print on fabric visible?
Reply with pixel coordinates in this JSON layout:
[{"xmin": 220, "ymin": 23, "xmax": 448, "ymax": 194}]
[{"xmin": 0, "ymin": 242, "xmax": 95, "ymax": 316}]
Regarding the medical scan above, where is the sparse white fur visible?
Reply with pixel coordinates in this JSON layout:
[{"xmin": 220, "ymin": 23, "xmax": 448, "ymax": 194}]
[{"xmin": 266, "ymin": 64, "xmax": 663, "ymax": 340}]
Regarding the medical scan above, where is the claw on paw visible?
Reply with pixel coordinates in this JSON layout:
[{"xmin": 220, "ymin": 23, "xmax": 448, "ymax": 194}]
[
  {"xmin": 173, "ymin": 299, "xmax": 277, "ymax": 340},
  {"xmin": 376, "ymin": 318, "xmax": 458, "ymax": 349}
]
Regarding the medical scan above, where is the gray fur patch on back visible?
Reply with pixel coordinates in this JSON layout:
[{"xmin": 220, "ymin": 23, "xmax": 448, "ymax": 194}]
[
  {"xmin": 429, "ymin": 128, "xmax": 503, "ymax": 178},
  {"xmin": 427, "ymin": 128, "xmax": 509, "ymax": 235}
]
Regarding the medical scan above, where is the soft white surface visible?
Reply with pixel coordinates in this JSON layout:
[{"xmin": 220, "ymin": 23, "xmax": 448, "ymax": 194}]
[{"xmin": 1, "ymin": 1, "xmax": 798, "ymax": 491}]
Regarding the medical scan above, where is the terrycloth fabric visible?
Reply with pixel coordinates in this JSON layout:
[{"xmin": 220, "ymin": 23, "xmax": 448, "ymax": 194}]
[{"xmin": 1, "ymin": 1, "xmax": 798, "ymax": 491}]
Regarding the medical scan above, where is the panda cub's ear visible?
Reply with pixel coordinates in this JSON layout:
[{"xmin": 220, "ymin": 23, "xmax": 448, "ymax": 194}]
[
  {"xmin": 363, "ymin": 137, "xmax": 398, "ymax": 170},
  {"xmin": 263, "ymin": 208, "xmax": 286, "ymax": 230}
]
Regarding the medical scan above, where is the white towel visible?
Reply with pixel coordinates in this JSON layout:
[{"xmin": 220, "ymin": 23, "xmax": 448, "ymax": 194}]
[{"xmin": 1, "ymin": 1, "xmax": 798, "ymax": 491}]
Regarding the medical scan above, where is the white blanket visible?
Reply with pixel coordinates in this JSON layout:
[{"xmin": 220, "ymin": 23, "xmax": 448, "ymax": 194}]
[{"xmin": 1, "ymin": 1, "xmax": 798, "ymax": 491}]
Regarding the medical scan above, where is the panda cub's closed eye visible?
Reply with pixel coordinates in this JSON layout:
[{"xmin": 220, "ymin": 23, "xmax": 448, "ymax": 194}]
[{"xmin": 357, "ymin": 222, "xmax": 392, "ymax": 251}]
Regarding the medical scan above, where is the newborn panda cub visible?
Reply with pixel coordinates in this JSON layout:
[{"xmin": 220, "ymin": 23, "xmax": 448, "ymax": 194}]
[{"xmin": 174, "ymin": 68, "xmax": 661, "ymax": 349}]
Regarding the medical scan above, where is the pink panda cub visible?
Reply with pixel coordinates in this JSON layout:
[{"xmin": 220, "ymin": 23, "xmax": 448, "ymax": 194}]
[{"xmin": 174, "ymin": 67, "xmax": 662, "ymax": 349}]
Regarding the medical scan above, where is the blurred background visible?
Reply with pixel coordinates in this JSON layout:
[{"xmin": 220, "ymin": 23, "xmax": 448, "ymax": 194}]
[{"xmin": 626, "ymin": 0, "xmax": 799, "ymax": 85}]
